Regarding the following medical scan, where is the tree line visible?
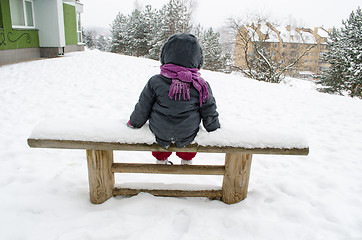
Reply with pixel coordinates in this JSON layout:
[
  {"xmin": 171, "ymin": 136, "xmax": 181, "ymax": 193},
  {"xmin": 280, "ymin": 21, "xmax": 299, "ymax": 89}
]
[{"xmin": 84, "ymin": 0, "xmax": 227, "ymax": 72}]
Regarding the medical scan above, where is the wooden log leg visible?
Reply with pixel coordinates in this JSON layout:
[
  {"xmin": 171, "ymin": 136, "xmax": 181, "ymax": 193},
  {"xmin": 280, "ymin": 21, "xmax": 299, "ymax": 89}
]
[
  {"xmin": 222, "ymin": 153, "xmax": 252, "ymax": 204},
  {"xmin": 86, "ymin": 150, "xmax": 115, "ymax": 204}
]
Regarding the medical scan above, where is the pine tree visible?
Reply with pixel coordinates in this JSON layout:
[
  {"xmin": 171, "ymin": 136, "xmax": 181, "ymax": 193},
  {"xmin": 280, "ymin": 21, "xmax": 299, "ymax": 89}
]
[
  {"xmin": 318, "ymin": 7, "xmax": 362, "ymax": 98},
  {"xmin": 126, "ymin": 9, "xmax": 150, "ymax": 56},
  {"xmin": 145, "ymin": 5, "xmax": 164, "ymax": 60},
  {"xmin": 192, "ymin": 24, "xmax": 204, "ymax": 40},
  {"xmin": 148, "ymin": 0, "xmax": 193, "ymax": 60},
  {"xmin": 199, "ymin": 28, "xmax": 225, "ymax": 71},
  {"xmin": 110, "ymin": 9, "xmax": 150, "ymax": 56},
  {"xmin": 110, "ymin": 13, "xmax": 129, "ymax": 53},
  {"xmin": 83, "ymin": 30, "xmax": 96, "ymax": 49},
  {"xmin": 95, "ymin": 35, "xmax": 111, "ymax": 52},
  {"xmin": 161, "ymin": 0, "xmax": 192, "ymax": 35},
  {"xmin": 109, "ymin": 0, "xmax": 228, "ymax": 71}
]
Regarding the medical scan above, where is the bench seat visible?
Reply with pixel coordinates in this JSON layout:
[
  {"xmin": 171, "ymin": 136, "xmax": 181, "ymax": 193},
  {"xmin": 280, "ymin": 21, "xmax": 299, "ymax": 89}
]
[{"xmin": 28, "ymin": 118, "xmax": 309, "ymax": 204}]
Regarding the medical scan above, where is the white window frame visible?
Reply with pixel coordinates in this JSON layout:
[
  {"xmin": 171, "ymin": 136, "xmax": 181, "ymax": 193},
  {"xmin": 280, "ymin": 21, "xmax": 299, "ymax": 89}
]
[
  {"xmin": 76, "ymin": 12, "xmax": 83, "ymax": 44},
  {"xmin": 10, "ymin": 0, "xmax": 35, "ymax": 29}
]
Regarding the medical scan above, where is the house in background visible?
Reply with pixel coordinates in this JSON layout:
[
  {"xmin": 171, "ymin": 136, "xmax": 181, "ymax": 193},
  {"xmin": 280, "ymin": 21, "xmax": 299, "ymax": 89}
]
[
  {"xmin": 234, "ymin": 23, "xmax": 330, "ymax": 79},
  {"xmin": 0, "ymin": 0, "xmax": 84, "ymax": 65}
]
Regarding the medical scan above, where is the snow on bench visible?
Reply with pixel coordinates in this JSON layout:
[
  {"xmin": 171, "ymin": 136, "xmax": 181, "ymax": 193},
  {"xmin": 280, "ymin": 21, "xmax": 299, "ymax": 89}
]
[{"xmin": 27, "ymin": 118, "xmax": 309, "ymax": 204}]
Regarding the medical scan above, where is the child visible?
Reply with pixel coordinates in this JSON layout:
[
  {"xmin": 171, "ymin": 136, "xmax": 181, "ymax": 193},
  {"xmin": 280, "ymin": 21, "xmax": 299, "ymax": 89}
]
[{"xmin": 127, "ymin": 33, "xmax": 220, "ymax": 165}]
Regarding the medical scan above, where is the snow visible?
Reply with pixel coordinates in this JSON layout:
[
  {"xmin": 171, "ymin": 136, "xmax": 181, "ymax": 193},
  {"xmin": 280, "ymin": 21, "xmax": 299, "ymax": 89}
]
[
  {"xmin": 1, "ymin": 50, "xmax": 362, "ymax": 239},
  {"xmin": 30, "ymin": 118, "xmax": 157, "ymax": 145},
  {"xmin": 29, "ymin": 116, "xmax": 308, "ymax": 149},
  {"xmin": 247, "ymin": 24, "xmax": 319, "ymax": 44}
]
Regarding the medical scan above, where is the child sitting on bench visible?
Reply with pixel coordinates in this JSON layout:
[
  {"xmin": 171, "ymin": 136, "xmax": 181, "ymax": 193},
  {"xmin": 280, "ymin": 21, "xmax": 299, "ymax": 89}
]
[{"xmin": 127, "ymin": 33, "xmax": 220, "ymax": 165}]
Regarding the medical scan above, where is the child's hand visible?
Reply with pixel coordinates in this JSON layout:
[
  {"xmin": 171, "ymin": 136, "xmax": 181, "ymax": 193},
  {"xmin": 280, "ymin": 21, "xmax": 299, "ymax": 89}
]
[{"xmin": 126, "ymin": 120, "xmax": 135, "ymax": 129}]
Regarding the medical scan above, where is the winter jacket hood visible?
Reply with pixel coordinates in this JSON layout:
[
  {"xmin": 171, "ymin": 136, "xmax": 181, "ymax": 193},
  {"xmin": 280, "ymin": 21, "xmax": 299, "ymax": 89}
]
[{"xmin": 161, "ymin": 33, "xmax": 203, "ymax": 69}]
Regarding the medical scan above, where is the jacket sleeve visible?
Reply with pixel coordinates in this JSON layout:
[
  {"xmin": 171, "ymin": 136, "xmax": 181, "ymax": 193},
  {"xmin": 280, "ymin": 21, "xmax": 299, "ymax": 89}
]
[
  {"xmin": 129, "ymin": 79, "xmax": 156, "ymax": 128},
  {"xmin": 199, "ymin": 82, "xmax": 220, "ymax": 132}
]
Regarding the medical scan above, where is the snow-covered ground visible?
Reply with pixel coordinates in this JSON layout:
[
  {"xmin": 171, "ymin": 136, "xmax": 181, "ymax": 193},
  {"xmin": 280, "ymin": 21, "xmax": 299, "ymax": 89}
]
[{"xmin": 0, "ymin": 50, "xmax": 361, "ymax": 240}]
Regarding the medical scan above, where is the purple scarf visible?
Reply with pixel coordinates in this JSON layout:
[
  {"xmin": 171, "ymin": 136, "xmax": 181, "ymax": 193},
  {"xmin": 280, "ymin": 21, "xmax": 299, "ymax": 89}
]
[{"xmin": 160, "ymin": 63, "xmax": 209, "ymax": 106}]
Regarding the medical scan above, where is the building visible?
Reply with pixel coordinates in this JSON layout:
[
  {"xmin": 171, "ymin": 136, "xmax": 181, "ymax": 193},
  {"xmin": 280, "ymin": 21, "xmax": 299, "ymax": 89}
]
[
  {"xmin": 234, "ymin": 23, "xmax": 330, "ymax": 79},
  {"xmin": 0, "ymin": 0, "xmax": 84, "ymax": 65}
]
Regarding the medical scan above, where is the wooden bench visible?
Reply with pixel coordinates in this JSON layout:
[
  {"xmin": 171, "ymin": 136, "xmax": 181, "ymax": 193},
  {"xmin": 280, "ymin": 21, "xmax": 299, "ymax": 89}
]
[{"xmin": 27, "ymin": 119, "xmax": 309, "ymax": 204}]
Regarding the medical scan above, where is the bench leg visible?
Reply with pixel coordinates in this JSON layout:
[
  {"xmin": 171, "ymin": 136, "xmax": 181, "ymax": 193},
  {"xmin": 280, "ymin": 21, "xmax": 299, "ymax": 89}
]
[
  {"xmin": 86, "ymin": 150, "xmax": 115, "ymax": 204},
  {"xmin": 222, "ymin": 153, "xmax": 252, "ymax": 204}
]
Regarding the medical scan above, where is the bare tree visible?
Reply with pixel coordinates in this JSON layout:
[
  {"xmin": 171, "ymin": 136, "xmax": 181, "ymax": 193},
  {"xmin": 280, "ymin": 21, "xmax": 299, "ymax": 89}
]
[{"xmin": 227, "ymin": 15, "xmax": 315, "ymax": 83}]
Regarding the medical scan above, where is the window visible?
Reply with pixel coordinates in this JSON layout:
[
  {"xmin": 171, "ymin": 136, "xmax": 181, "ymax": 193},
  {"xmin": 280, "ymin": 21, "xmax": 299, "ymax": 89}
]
[
  {"xmin": 9, "ymin": 0, "xmax": 35, "ymax": 28},
  {"xmin": 24, "ymin": 1, "xmax": 33, "ymax": 26},
  {"xmin": 76, "ymin": 12, "xmax": 82, "ymax": 43},
  {"xmin": 263, "ymin": 42, "xmax": 271, "ymax": 48}
]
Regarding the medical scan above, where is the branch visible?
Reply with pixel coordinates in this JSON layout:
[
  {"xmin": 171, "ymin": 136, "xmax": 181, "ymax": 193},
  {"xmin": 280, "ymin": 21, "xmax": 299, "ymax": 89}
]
[
  {"xmin": 276, "ymin": 45, "xmax": 316, "ymax": 78},
  {"xmin": 230, "ymin": 64, "xmax": 253, "ymax": 78},
  {"xmin": 254, "ymin": 44, "xmax": 272, "ymax": 69},
  {"xmin": 243, "ymin": 41, "xmax": 255, "ymax": 78}
]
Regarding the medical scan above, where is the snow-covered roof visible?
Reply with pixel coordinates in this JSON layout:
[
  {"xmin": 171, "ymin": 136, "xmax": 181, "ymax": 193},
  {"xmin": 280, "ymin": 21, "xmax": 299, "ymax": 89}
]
[
  {"xmin": 316, "ymin": 27, "xmax": 330, "ymax": 38},
  {"xmin": 279, "ymin": 28, "xmax": 316, "ymax": 44},
  {"xmin": 299, "ymin": 71, "xmax": 314, "ymax": 75},
  {"xmin": 243, "ymin": 24, "xmax": 328, "ymax": 44}
]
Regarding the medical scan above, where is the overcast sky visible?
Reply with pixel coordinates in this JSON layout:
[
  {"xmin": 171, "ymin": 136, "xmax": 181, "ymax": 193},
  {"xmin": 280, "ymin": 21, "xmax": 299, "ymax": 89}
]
[{"xmin": 82, "ymin": 0, "xmax": 361, "ymax": 30}]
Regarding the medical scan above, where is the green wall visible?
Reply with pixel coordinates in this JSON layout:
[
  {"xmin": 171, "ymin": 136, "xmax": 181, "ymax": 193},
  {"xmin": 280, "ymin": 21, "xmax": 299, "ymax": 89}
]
[
  {"xmin": 0, "ymin": 1, "xmax": 3, "ymax": 28},
  {"xmin": 0, "ymin": 0, "xmax": 39, "ymax": 51},
  {"xmin": 63, "ymin": 3, "xmax": 77, "ymax": 45}
]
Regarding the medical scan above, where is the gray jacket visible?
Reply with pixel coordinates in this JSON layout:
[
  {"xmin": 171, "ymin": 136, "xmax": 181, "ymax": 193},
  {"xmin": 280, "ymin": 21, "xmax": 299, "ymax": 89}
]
[{"xmin": 129, "ymin": 33, "xmax": 220, "ymax": 148}]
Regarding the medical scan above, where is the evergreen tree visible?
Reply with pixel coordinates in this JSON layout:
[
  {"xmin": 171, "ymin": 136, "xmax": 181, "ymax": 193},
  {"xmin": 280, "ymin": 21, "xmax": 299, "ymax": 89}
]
[
  {"xmin": 200, "ymin": 27, "xmax": 225, "ymax": 71},
  {"xmin": 192, "ymin": 24, "xmax": 204, "ymax": 40},
  {"xmin": 83, "ymin": 30, "xmax": 96, "ymax": 49},
  {"xmin": 110, "ymin": 13, "xmax": 129, "ymax": 53},
  {"xmin": 95, "ymin": 35, "xmax": 111, "ymax": 52},
  {"xmin": 109, "ymin": 0, "xmax": 230, "ymax": 73},
  {"xmin": 144, "ymin": 5, "xmax": 164, "ymax": 60},
  {"xmin": 83, "ymin": 30, "xmax": 111, "ymax": 52},
  {"xmin": 318, "ymin": 7, "xmax": 362, "ymax": 98},
  {"xmin": 148, "ymin": 0, "xmax": 194, "ymax": 60},
  {"xmin": 161, "ymin": 0, "xmax": 192, "ymax": 35},
  {"xmin": 126, "ymin": 9, "xmax": 150, "ymax": 56}
]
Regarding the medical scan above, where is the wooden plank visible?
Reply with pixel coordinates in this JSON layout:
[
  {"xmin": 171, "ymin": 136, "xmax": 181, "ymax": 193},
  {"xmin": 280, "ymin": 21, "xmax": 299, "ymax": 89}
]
[
  {"xmin": 27, "ymin": 138, "xmax": 309, "ymax": 155},
  {"xmin": 222, "ymin": 153, "xmax": 252, "ymax": 204},
  {"xmin": 111, "ymin": 163, "xmax": 225, "ymax": 175},
  {"xmin": 113, "ymin": 187, "xmax": 223, "ymax": 199},
  {"xmin": 86, "ymin": 150, "xmax": 115, "ymax": 204}
]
